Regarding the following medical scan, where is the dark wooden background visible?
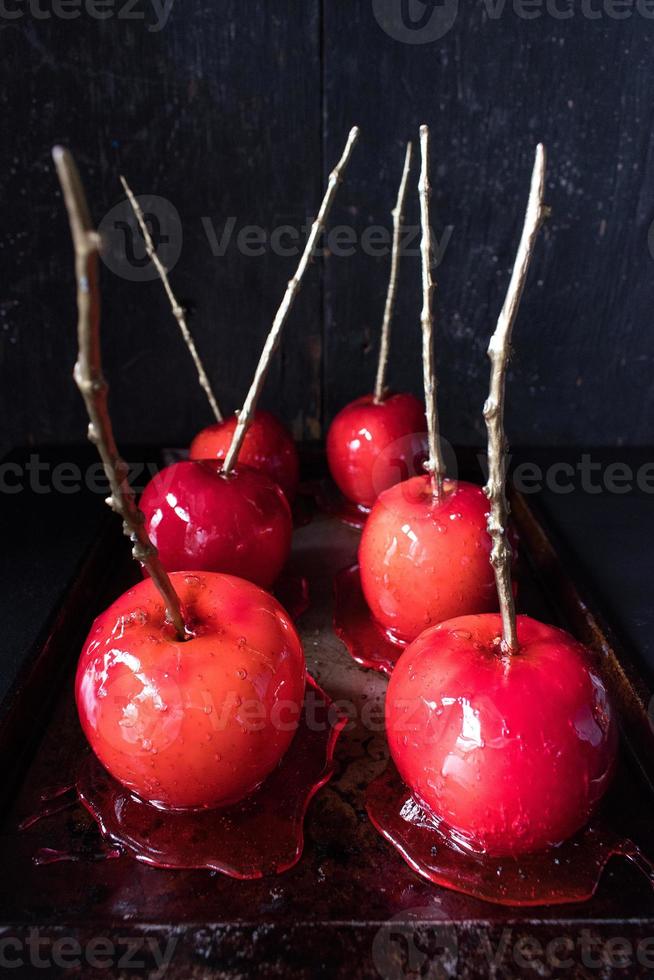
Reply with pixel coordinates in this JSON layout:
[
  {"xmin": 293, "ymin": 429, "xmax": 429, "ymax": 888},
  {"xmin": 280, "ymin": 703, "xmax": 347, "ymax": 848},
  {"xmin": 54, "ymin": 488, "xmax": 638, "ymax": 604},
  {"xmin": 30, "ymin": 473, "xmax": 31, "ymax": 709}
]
[{"xmin": 2, "ymin": 0, "xmax": 654, "ymax": 455}]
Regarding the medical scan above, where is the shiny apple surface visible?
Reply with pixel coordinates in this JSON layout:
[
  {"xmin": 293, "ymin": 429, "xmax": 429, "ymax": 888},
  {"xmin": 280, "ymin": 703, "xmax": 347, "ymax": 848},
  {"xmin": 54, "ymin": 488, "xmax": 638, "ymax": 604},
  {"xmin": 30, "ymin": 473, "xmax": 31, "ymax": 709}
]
[
  {"xmin": 359, "ymin": 476, "xmax": 498, "ymax": 643},
  {"xmin": 190, "ymin": 410, "xmax": 300, "ymax": 502},
  {"xmin": 386, "ymin": 613, "xmax": 617, "ymax": 857},
  {"xmin": 76, "ymin": 572, "xmax": 306, "ymax": 810},
  {"xmin": 326, "ymin": 393, "xmax": 428, "ymax": 508},
  {"xmin": 140, "ymin": 460, "xmax": 292, "ymax": 589}
]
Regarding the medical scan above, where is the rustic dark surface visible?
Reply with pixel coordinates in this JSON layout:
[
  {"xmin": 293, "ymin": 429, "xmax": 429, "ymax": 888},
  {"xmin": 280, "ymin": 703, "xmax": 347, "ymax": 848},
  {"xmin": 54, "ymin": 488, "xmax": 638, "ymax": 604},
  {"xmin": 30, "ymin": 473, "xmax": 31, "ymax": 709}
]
[
  {"xmin": 2, "ymin": 1, "xmax": 654, "ymax": 454},
  {"xmin": 1, "ymin": 451, "xmax": 654, "ymax": 978}
]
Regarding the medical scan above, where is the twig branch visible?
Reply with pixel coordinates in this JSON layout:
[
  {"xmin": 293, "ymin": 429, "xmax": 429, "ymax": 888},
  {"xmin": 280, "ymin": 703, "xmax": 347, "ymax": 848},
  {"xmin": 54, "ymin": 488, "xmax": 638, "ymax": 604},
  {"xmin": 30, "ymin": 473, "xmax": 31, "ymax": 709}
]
[
  {"xmin": 222, "ymin": 125, "xmax": 360, "ymax": 474},
  {"xmin": 120, "ymin": 175, "xmax": 223, "ymax": 423},
  {"xmin": 374, "ymin": 141, "xmax": 413, "ymax": 403},
  {"xmin": 53, "ymin": 147, "xmax": 187, "ymax": 640},
  {"xmin": 418, "ymin": 125, "xmax": 446, "ymax": 500},
  {"xmin": 483, "ymin": 143, "xmax": 549, "ymax": 655}
]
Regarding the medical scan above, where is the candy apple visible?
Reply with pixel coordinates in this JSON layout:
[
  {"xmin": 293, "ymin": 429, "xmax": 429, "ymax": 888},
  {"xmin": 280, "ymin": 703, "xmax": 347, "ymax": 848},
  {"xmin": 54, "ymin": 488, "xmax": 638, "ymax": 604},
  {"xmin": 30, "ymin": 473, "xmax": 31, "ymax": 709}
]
[
  {"xmin": 358, "ymin": 475, "xmax": 504, "ymax": 644},
  {"xmin": 385, "ymin": 613, "xmax": 617, "ymax": 856},
  {"xmin": 140, "ymin": 460, "xmax": 292, "ymax": 589},
  {"xmin": 76, "ymin": 571, "xmax": 306, "ymax": 810},
  {"xmin": 190, "ymin": 410, "xmax": 300, "ymax": 502},
  {"xmin": 326, "ymin": 393, "xmax": 428, "ymax": 508}
]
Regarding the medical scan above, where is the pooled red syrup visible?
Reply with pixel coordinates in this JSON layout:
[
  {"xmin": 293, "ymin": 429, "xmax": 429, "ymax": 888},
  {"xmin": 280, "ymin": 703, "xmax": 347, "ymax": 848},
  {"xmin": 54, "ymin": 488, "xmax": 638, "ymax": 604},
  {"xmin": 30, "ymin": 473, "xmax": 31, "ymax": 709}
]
[
  {"xmin": 333, "ymin": 565, "xmax": 406, "ymax": 675},
  {"xmin": 76, "ymin": 676, "xmax": 345, "ymax": 878},
  {"xmin": 366, "ymin": 762, "xmax": 654, "ymax": 907},
  {"xmin": 333, "ymin": 563, "xmax": 520, "ymax": 677}
]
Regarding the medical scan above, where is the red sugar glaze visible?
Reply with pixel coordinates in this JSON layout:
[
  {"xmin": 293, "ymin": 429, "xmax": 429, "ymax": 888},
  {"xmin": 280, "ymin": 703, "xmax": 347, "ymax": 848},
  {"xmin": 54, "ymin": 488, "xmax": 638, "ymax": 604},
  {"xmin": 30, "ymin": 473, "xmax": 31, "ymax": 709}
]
[
  {"xmin": 326, "ymin": 393, "xmax": 428, "ymax": 508},
  {"xmin": 77, "ymin": 676, "xmax": 346, "ymax": 877},
  {"xmin": 140, "ymin": 460, "xmax": 292, "ymax": 589},
  {"xmin": 386, "ymin": 613, "xmax": 618, "ymax": 858},
  {"xmin": 359, "ymin": 476, "xmax": 505, "ymax": 644},
  {"xmin": 190, "ymin": 410, "xmax": 300, "ymax": 502},
  {"xmin": 76, "ymin": 572, "xmax": 306, "ymax": 810},
  {"xmin": 366, "ymin": 761, "xmax": 650, "ymax": 907},
  {"xmin": 333, "ymin": 564, "xmax": 406, "ymax": 675}
]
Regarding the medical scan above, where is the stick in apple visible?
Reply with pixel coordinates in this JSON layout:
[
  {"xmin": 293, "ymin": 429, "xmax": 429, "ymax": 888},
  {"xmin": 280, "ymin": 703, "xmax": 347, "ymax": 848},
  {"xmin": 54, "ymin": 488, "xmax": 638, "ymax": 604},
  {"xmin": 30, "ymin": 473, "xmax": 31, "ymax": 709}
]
[
  {"xmin": 418, "ymin": 124, "xmax": 447, "ymax": 501},
  {"xmin": 221, "ymin": 125, "xmax": 360, "ymax": 474},
  {"xmin": 483, "ymin": 143, "xmax": 549, "ymax": 654},
  {"xmin": 53, "ymin": 146, "xmax": 188, "ymax": 640},
  {"xmin": 373, "ymin": 141, "xmax": 413, "ymax": 404},
  {"xmin": 120, "ymin": 175, "xmax": 223, "ymax": 423}
]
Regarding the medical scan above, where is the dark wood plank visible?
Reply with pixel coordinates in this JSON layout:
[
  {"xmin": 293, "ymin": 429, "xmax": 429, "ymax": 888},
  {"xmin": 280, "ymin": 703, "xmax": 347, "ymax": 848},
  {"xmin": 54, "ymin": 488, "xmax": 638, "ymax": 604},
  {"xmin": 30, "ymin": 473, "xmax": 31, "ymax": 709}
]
[
  {"xmin": 322, "ymin": 2, "xmax": 654, "ymax": 446},
  {"xmin": 0, "ymin": 2, "xmax": 321, "ymax": 454}
]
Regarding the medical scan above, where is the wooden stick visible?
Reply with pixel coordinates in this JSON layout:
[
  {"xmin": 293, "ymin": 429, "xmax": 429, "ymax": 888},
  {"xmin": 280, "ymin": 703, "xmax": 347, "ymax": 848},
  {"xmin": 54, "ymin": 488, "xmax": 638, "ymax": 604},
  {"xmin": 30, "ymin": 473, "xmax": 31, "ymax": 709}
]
[
  {"xmin": 53, "ymin": 147, "xmax": 188, "ymax": 640},
  {"xmin": 483, "ymin": 143, "xmax": 549, "ymax": 655},
  {"xmin": 373, "ymin": 141, "xmax": 413, "ymax": 403},
  {"xmin": 418, "ymin": 125, "xmax": 446, "ymax": 501},
  {"xmin": 222, "ymin": 126, "xmax": 360, "ymax": 474},
  {"xmin": 120, "ymin": 175, "xmax": 223, "ymax": 423}
]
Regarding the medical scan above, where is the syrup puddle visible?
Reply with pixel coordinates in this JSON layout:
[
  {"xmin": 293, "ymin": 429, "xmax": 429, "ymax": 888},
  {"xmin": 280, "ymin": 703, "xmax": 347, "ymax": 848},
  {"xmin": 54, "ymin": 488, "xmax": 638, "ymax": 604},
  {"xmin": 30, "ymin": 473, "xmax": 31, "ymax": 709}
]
[
  {"xmin": 333, "ymin": 564, "xmax": 407, "ymax": 675},
  {"xmin": 367, "ymin": 762, "xmax": 654, "ymax": 906},
  {"xmin": 73, "ymin": 675, "xmax": 345, "ymax": 878}
]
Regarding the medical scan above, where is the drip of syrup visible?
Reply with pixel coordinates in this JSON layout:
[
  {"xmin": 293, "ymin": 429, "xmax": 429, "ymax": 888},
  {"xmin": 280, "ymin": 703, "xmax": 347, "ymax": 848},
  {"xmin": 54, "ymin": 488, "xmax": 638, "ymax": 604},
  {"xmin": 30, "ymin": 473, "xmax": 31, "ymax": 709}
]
[
  {"xmin": 76, "ymin": 675, "xmax": 345, "ymax": 878},
  {"xmin": 18, "ymin": 786, "xmax": 77, "ymax": 830},
  {"xmin": 33, "ymin": 846, "xmax": 121, "ymax": 866},
  {"xmin": 333, "ymin": 565, "xmax": 406, "ymax": 675},
  {"xmin": 366, "ymin": 762, "xmax": 654, "ymax": 907}
]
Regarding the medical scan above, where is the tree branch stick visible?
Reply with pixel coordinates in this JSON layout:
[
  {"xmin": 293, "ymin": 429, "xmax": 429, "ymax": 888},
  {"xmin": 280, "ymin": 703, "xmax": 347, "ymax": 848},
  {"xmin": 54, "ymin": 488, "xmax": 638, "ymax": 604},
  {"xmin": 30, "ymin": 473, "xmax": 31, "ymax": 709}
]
[
  {"xmin": 418, "ymin": 125, "xmax": 446, "ymax": 500},
  {"xmin": 222, "ymin": 125, "xmax": 360, "ymax": 474},
  {"xmin": 53, "ymin": 147, "xmax": 187, "ymax": 640},
  {"xmin": 374, "ymin": 141, "xmax": 412, "ymax": 403},
  {"xmin": 120, "ymin": 175, "xmax": 223, "ymax": 423},
  {"xmin": 483, "ymin": 143, "xmax": 549, "ymax": 655}
]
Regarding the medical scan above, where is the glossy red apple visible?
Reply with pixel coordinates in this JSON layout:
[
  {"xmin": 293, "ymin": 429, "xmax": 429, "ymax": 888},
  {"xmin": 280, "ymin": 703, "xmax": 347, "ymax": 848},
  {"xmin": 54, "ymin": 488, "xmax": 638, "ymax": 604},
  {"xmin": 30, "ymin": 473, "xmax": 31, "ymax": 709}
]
[
  {"xmin": 76, "ymin": 571, "xmax": 306, "ymax": 810},
  {"xmin": 190, "ymin": 410, "xmax": 300, "ymax": 502},
  {"xmin": 326, "ymin": 393, "xmax": 428, "ymax": 508},
  {"xmin": 140, "ymin": 460, "xmax": 292, "ymax": 589},
  {"xmin": 386, "ymin": 613, "xmax": 617, "ymax": 857},
  {"xmin": 359, "ymin": 475, "xmax": 505, "ymax": 644}
]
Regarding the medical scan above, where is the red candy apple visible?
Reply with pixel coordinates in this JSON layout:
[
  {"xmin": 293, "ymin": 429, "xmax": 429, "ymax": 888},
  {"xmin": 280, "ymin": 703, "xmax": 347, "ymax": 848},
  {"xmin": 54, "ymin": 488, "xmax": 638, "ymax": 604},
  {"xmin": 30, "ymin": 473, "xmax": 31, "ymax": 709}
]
[
  {"xmin": 76, "ymin": 571, "xmax": 306, "ymax": 810},
  {"xmin": 326, "ymin": 393, "xmax": 428, "ymax": 508},
  {"xmin": 190, "ymin": 410, "xmax": 300, "ymax": 502},
  {"xmin": 359, "ymin": 475, "xmax": 503, "ymax": 644},
  {"xmin": 385, "ymin": 614, "xmax": 617, "ymax": 856},
  {"xmin": 140, "ymin": 460, "xmax": 291, "ymax": 589}
]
